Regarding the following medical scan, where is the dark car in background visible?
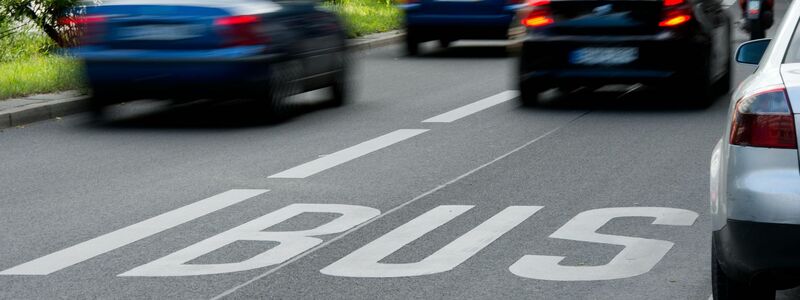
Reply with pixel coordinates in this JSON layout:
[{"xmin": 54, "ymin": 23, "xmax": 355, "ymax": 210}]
[
  {"xmin": 517, "ymin": 0, "xmax": 732, "ymax": 106},
  {"xmin": 398, "ymin": 0, "xmax": 526, "ymax": 55},
  {"xmin": 65, "ymin": 0, "xmax": 350, "ymax": 119}
]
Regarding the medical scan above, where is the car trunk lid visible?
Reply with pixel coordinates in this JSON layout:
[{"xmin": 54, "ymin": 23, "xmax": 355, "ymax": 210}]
[
  {"xmin": 82, "ymin": 3, "xmax": 263, "ymax": 50},
  {"xmin": 547, "ymin": 0, "xmax": 665, "ymax": 35}
]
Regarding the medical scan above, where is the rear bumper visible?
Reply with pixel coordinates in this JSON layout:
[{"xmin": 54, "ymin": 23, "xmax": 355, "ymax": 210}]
[
  {"xmin": 74, "ymin": 47, "xmax": 278, "ymax": 100},
  {"xmin": 715, "ymin": 220, "xmax": 800, "ymax": 289},
  {"xmin": 519, "ymin": 34, "xmax": 708, "ymax": 86},
  {"xmin": 405, "ymin": 14, "xmax": 516, "ymax": 40}
]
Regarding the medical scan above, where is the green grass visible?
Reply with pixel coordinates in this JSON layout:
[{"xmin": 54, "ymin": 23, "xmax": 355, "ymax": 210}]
[
  {"xmin": 327, "ymin": 0, "xmax": 402, "ymax": 38},
  {"xmin": 0, "ymin": 55, "xmax": 82, "ymax": 100},
  {"xmin": 0, "ymin": 0, "xmax": 399, "ymax": 100}
]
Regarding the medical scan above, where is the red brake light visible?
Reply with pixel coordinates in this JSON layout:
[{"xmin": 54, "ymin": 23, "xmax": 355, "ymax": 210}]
[
  {"xmin": 521, "ymin": 0, "xmax": 554, "ymax": 28},
  {"xmin": 527, "ymin": 0, "xmax": 550, "ymax": 6},
  {"xmin": 59, "ymin": 15, "xmax": 107, "ymax": 26},
  {"xmin": 214, "ymin": 15, "xmax": 265, "ymax": 46},
  {"xmin": 659, "ymin": 0, "xmax": 692, "ymax": 27},
  {"xmin": 524, "ymin": 16, "xmax": 555, "ymax": 27},
  {"xmin": 58, "ymin": 15, "xmax": 107, "ymax": 46},
  {"xmin": 659, "ymin": 14, "xmax": 691, "ymax": 27},
  {"xmin": 730, "ymin": 86, "xmax": 798, "ymax": 149},
  {"xmin": 214, "ymin": 15, "xmax": 259, "ymax": 26}
]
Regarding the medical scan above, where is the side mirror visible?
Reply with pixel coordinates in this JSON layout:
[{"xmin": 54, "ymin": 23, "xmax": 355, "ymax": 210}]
[{"xmin": 736, "ymin": 39, "xmax": 771, "ymax": 65}]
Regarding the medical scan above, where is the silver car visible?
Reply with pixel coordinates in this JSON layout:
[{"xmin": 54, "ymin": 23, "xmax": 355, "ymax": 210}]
[{"xmin": 710, "ymin": 1, "xmax": 800, "ymax": 298}]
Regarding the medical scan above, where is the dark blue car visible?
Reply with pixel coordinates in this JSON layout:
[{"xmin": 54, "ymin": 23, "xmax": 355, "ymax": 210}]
[
  {"xmin": 64, "ymin": 0, "xmax": 350, "ymax": 119},
  {"xmin": 398, "ymin": 0, "xmax": 526, "ymax": 55}
]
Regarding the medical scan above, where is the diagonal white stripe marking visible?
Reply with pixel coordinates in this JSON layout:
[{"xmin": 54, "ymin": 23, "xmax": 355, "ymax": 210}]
[
  {"xmin": 422, "ymin": 90, "xmax": 519, "ymax": 123},
  {"xmin": 268, "ymin": 129, "xmax": 429, "ymax": 179},
  {"xmin": 0, "ymin": 189, "xmax": 269, "ymax": 276}
]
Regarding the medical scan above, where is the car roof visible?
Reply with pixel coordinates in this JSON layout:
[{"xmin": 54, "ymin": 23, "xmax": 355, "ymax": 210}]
[{"xmin": 89, "ymin": 0, "xmax": 281, "ymax": 15}]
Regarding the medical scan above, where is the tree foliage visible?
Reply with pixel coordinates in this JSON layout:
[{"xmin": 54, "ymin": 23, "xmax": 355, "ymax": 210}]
[{"xmin": 0, "ymin": 0, "xmax": 85, "ymax": 47}]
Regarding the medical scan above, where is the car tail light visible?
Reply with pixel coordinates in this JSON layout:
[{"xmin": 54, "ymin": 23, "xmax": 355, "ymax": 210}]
[
  {"xmin": 58, "ymin": 14, "xmax": 107, "ymax": 46},
  {"xmin": 730, "ymin": 85, "xmax": 798, "ymax": 149},
  {"xmin": 214, "ymin": 15, "xmax": 266, "ymax": 46},
  {"xmin": 521, "ymin": 0, "xmax": 554, "ymax": 28},
  {"xmin": 659, "ymin": 0, "xmax": 692, "ymax": 27}
]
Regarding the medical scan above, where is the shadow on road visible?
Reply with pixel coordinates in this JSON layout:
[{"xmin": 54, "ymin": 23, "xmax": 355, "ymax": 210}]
[
  {"xmin": 520, "ymin": 86, "xmax": 729, "ymax": 113},
  {"xmin": 89, "ymin": 92, "xmax": 342, "ymax": 130}
]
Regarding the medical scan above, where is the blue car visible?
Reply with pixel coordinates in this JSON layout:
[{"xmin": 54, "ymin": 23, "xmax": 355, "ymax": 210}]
[
  {"xmin": 398, "ymin": 0, "xmax": 526, "ymax": 55},
  {"xmin": 64, "ymin": 0, "xmax": 350, "ymax": 119}
]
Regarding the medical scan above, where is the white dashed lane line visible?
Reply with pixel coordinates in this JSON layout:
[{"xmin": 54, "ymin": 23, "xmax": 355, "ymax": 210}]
[
  {"xmin": 268, "ymin": 129, "xmax": 429, "ymax": 179},
  {"xmin": 423, "ymin": 90, "xmax": 519, "ymax": 123}
]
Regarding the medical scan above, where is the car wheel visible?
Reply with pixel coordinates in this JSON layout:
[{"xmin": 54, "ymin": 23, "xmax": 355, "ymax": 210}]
[
  {"xmin": 88, "ymin": 89, "xmax": 111, "ymax": 123},
  {"xmin": 685, "ymin": 56, "xmax": 715, "ymax": 108},
  {"xmin": 712, "ymin": 239, "xmax": 776, "ymax": 300},
  {"xmin": 519, "ymin": 82, "xmax": 542, "ymax": 106},
  {"xmin": 715, "ymin": 56, "xmax": 732, "ymax": 95},
  {"xmin": 406, "ymin": 31, "xmax": 420, "ymax": 56},
  {"xmin": 261, "ymin": 59, "xmax": 302, "ymax": 118},
  {"xmin": 750, "ymin": 19, "xmax": 766, "ymax": 40},
  {"xmin": 330, "ymin": 52, "xmax": 350, "ymax": 107}
]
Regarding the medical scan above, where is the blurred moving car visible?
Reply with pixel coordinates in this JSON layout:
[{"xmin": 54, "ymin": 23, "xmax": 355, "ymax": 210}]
[
  {"xmin": 397, "ymin": 0, "xmax": 526, "ymax": 55},
  {"xmin": 64, "ymin": 0, "xmax": 350, "ymax": 119},
  {"xmin": 517, "ymin": 0, "xmax": 731, "ymax": 106},
  {"xmin": 710, "ymin": 1, "xmax": 800, "ymax": 298}
]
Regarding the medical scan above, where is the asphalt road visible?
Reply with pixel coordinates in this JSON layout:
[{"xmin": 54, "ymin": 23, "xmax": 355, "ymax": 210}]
[{"xmin": 1, "ymin": 4, "xmax": 797, "ymax": 299}]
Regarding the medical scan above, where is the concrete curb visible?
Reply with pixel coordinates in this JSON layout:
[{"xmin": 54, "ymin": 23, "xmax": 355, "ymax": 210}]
[{"xmin": 0, "ymin": 31, "xmax": 406, "ymax": 130}]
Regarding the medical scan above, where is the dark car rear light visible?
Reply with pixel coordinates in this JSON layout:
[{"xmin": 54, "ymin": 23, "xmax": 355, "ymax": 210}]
[
  {"xmin": 521, "ymin": 0, "xmax": 554, "ymax": 28},
  {"xmin": 730, "ymin": 85, "xmax": 798, "ymax": 149},
  {"xmin": 659, "ymin": 0, "xmax": 692, "ymax": 27},
  {"xmin": 58, "ymin": 15, "xmax": 108, "ymax": 46},
  {"xmin": 214, "ymin": 15, "xmax": 266, "ymax": 46}
]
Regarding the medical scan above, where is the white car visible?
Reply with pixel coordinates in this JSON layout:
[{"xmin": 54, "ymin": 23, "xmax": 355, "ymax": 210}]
[{"xmin": 710, "ymin": 1, "xmax": 800, "ymax": 299}]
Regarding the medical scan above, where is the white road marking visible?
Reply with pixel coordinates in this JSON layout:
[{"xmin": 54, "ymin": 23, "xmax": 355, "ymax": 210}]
[
  {"xmin": 0, "ymin": 189, "xmax": 268, "ymax": 276},
  {"xmin": 268, "ymin": 129, "xmax": 429, "ymax": 179},
  {"xmin": 211, "ymin": 112, "xmax": 589, "ymax": 300},
  {"xmin": 509, "ymin": 207, "xmax": 699, "ymax": 281},
  {"xmin": 120, "ymin": 204, "xmax": 379, "ymax": 277},
  {"xmin": 422, "ymin": 90, "xmax": 519, "ymax": 123},
  {"xmin": 321, "ymin": 205, "xmax": 541, "ymax": 278},
  {"xmin": 722, "ymin": 0, "xmax": 737, "ymax": 7}
]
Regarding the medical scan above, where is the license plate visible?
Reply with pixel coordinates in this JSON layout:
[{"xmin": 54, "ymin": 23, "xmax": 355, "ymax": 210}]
[
  {"xmin": 117, "ymin": 24, "xmax": 203, "ymax": 41},
  {"xmin": 747, "ymin": 0, "xmax": 761, "ymax": 19},
  {"xmin": 570, "ymin": 48, "xmax": 639, "ymax": 65}
]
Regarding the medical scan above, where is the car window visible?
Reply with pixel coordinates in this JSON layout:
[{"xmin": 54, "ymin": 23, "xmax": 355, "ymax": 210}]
[{"xmin": 783, "ymin": 19, "xmax": 800, "ymax": 63}]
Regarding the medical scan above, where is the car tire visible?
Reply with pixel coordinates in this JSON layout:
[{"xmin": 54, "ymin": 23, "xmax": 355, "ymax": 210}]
[
  {"xmin": 261, "ymin": 59, "xmax": 302, "ymax": 118},
  {"xmin": 712, "ymin": 239, "xmax": 776, "ymax": 300},
  {"xmin": 406, "ymin": 31, "xmax": 420, "ymax": 56},
  {"xmin": 750, "ymin": 19, "xmax": 766, "ymax": 40},
  {"xmin": 685, "ymin": 56, "xmax": 715, "ymax": 108},
  {"xmin": 715, "ymin": 56, "xmax": 732, "ymax": 95},
  {"xmin": 88, "ymin": 89, "xmax": 111, "ymax": 123},
  {"xmin": 329, "ymin": 53, "xmax": 350, "ymax": 107},
  {"xmin": 519, "ymin": 82, "xmax": 542, "ymax": 106}
]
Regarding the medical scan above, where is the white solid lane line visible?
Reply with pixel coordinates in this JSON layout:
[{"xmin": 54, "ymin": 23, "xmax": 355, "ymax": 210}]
[
  {"xmin": 422, "ymin": 90, "xmax": 519, "ymax": 123},
  {"xmin": 0, "ymin": 189, "xmax": 269, "ymax": 276},
  {"xmin": 268, "ymin": 129, "xmax": 429, "ymax": 179}
]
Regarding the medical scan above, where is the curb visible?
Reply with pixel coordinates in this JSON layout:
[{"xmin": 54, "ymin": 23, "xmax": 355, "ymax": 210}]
[{"xmin": 0, "ymin": 31, "xmax": 406, "ymax": 130}]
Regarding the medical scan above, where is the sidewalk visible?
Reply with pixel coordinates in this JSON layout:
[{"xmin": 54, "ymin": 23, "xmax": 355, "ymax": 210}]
[{"xmin": 0, "ymin": 30, "xmax": 404, "ymax": 130}]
